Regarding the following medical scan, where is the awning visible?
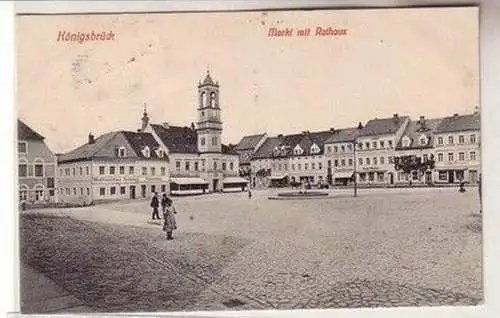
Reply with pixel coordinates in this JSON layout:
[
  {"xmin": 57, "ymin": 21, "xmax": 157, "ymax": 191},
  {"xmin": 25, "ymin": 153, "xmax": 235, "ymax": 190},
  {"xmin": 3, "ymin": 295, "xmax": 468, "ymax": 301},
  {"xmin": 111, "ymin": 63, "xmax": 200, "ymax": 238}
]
[
  {"xmin": 223, "ymin": 177, "xmax": 248, "ymax": 184},
  {"xmin": 334, "ymin": 171, "xmax": 354, "ymax": 179},
  {"xmin": 170, "ymin": 177, "xmax": 209, "ymax": 185},
  {"xmin": 269, "ymin": 175, "xmax": 287, "ymax": 180}
]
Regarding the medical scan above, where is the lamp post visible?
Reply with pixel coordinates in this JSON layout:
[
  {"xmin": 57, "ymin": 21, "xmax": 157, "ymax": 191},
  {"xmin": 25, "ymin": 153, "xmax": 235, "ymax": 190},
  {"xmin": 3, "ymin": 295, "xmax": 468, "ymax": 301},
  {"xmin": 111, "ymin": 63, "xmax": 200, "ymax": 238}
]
[{"xmin": 353, "ymin": 139, "xmax": 358, "ymax": 197}]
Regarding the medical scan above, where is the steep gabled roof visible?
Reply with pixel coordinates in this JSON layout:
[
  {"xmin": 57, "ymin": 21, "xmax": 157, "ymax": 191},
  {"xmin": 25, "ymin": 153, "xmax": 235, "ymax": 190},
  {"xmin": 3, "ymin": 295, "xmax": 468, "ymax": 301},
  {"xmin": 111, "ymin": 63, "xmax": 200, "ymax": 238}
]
[
  {"xmin": 18, "ymin": 119, "xmax": 44, "ymax": 141},
  {"xmin": 325, "ymin": 127, "xmax": 362, "ymax": 144},
  {"xmin": 396, "ymin": 118, "xmax": 443, "ymax": 149},
  {"xmin": 58, "ymin": 131, "xmax": 119, "ymax": 163},
  {"xmin": 252, "ymin": 136, "xmax": 283, "ymax": 159},
  {"xmin": 235, "ymin": 133, "xmax": 266, "ymax": 151},
  {"xmin": 151, "ymin": 124, "xmax": 199, "ymax": 154},
  {"xmin": 121, "ymin": 131, "xmax": 164, "ymax": 159},
  {"xmin": 359, "ymin": 116, "xmax": 409, "ymax": 137},
  {"xmin": 435, "ymin": 113, "xmax": 480, "ymax": 133}
]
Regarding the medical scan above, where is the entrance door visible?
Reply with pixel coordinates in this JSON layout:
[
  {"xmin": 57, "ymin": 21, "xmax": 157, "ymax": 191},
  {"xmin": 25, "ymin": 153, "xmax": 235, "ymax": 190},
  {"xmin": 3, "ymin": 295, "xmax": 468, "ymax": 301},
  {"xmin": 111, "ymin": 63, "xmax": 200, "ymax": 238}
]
[
  {"xmin": 470, "ymin": 170, "xmax": 478, "ymax": 184},
  {"xmin": 130, "ymin": 186, "xmax": 136, "ymax": 199},
  {"xmin": 141, "ymin": 185, "xmax": 147, "ymax": 197},
  {"xmin": 448, "ymin": 171, "xmax": 454, "ymax": 183},
  {"xmin": 425, "ymin": 171, "xmax": 432, "ymax": 184},
  {"xmin": 388, "ymin": 173, "xmax": 394, "ymax": 185},
  {"xmin": 213, "ymin": 179, "xmax": 218, "ymax": 192}
]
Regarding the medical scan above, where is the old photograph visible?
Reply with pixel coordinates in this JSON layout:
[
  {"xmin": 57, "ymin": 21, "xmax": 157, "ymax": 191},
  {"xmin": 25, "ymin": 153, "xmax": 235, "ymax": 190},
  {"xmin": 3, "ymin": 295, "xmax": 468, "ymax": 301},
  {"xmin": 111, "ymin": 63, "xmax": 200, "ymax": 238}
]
[{"xmin": 15, "ymin": 6, "xmax": 482, "ymax": 314}]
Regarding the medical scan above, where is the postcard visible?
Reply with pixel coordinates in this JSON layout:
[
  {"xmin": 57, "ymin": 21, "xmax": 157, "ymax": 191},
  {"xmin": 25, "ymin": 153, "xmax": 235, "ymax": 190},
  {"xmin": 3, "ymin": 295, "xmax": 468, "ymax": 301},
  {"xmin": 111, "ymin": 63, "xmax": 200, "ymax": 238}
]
[{"xmin": 15, "ymin": 6, "xmax": 481, "ymax": 315}]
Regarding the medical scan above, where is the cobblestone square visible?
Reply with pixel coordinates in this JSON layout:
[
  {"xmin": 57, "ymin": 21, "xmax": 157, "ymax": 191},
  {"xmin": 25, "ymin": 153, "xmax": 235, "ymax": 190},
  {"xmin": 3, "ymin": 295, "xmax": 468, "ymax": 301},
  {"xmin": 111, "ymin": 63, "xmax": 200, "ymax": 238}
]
[{"xmin": 20, "ymin": 187, "xmax": 482, "ymax": 313}]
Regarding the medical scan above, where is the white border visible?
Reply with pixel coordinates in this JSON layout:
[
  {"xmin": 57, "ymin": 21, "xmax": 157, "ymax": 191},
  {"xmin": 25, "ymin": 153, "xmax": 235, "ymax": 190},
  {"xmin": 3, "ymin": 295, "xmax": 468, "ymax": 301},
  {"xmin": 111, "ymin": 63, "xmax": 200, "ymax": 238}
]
[{"xmin": 3, "ymin": 1, "xmax": 500, "ymax": 318}]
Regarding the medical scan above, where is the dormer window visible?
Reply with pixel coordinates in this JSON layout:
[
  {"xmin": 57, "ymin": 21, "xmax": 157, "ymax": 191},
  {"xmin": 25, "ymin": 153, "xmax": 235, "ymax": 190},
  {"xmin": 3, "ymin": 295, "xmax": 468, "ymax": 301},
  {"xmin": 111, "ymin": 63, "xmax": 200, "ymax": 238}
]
[
  {"xmin": 118, "ymin": 147, "xmax": 126, "ymax": 158},
  {"xmin": 419, "ymin": 135, "xmax": 427, "ymax": 146},
  {"xmin": 294, "ymin": 145, "xmax": 303, "ymax": 155},
  {"xmin": 142, "ymin": 146, "xmax": 151, "ymax": 158},
  {"xmin": 310, "ymin": 143, "xmax": 320, "ymax": 154},
  {"xmin": 156, "ymin": 148, "xmax": 164, "ymax": 158},
  {"xmin": 402, "ymin": 136, "xmax": 411, "ymax": 148}
]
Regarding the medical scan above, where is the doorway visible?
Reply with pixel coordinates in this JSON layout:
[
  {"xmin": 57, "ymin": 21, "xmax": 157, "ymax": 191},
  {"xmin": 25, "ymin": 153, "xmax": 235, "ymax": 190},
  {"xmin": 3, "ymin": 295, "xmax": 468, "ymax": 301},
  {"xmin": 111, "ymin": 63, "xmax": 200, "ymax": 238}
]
[
  {"xmin": 470, "ymin": 170, "xmax": 478, "ymax": 184},
  {"xmin": 141, "ymin": 185, "xmax": 146, "ymax": 197},
  {"xmin": 448, "ymin": 171, "xmax": 454, "ymax": 183},
  {"xmin": 425, "ymin": 171, "xmax": 432, "ymax": 184},
  {"xmin": 213, "ymin": 179, "xmax": 219, "ymax": 192},
  {"xmin": 388, "ymin": 172, "xmax": 394, "ymax": 185},
  {"xmin": 130, "ymin": 186, "xmax": 136, "ymax": 199}
]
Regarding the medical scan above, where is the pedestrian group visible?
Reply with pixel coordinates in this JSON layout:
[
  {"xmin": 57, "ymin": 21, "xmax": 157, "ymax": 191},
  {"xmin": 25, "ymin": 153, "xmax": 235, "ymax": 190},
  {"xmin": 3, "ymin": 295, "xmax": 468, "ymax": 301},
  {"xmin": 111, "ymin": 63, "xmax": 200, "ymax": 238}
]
[{"xmin": 150, "ymin": 192, "xmax": 178, "ymax": 240}]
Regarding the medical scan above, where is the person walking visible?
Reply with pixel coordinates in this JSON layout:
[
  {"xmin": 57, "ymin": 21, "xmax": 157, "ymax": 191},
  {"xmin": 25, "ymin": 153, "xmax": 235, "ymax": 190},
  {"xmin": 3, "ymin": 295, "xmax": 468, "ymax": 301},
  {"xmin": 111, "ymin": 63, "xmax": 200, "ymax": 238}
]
[
  {"xmin": 162, "ymin": 197, "xmax": 177, "ymax": 240},
  {"xmin": 150, "ymin": 192, "xmax": 160, "ymax": 220},
  {"xmin": 161, "ymin": 193, "xmax": 169, "ymax": 213}
]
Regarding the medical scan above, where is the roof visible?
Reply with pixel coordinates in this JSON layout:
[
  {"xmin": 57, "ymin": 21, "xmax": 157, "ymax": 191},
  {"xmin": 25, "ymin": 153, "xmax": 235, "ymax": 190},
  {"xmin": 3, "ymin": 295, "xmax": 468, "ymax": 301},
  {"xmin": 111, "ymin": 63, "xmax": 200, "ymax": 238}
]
[
  {"xmin": 222, "ymin": 144, "xmax": 238, "ymax": 155},
  {"xmin": 359, "ymin": 116, "xmax": 409, "ymax": 137},
  {"xmin": 200, "ymin": 71, "xmax": 217, "ymax": 86},
  {"xmin": 235, "ymin": 134, "xmax": 266, "ymax": 150},
  {"xmin": 325, "ymin": 127, "xmax": 362, "ymax": 144},
  {"xmin": 396, "ymin": 117, "xmax": 443, "ymax": 149},
  {"xmin": 435, "ymin": 113, "xmax": 480, "ymax": 133},
  {"xmin": 18, "ymin": 119, "xmax": 44, "ymax": 141},
  {"xmin": 151, "ymin": 124, "xmax": 199, "ymax": 154},
  {"xmin": 252, "ymin": 136, "xmax": 283, "ymax": 159},
  {"xmin": 121, "ymin": 131, "xmax": 163, "ymax": 159},
  {"xmin": 58, "ymin": 131, "xmax": 164, "ymax": 163}
]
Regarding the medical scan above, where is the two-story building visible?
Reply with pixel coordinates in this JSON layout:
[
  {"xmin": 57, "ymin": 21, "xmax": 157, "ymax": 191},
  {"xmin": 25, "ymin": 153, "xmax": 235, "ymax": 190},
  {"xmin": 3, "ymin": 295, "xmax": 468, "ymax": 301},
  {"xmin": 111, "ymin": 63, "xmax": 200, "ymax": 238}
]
[
  {"xmin": 57, "ymin": 130, "xmax": 169, "ymax": 204},
  {"xmin": 323, "ymin": 125, "xmax": 363, "ymax": 186},
  {"xmin": 250, "ymin": 136, "xmax": 282, "ymax": 188},
  {"xmin": 394, "ymin": 116, "xmax": 443, "ymax": 184},
  {"xmin": 18, "ymin": 119, "xmax": 57, "ymax": 205},
  {"xmin": 432, "ymin": 113, "xmax": 480, "ymax": 184},
  {"xmin": 355, "ymin": 114, "xmax": 410, "ymax": 185},
  {"xmin": 141, "ymin": 71, "xmax": 246, "ymax": 194}
]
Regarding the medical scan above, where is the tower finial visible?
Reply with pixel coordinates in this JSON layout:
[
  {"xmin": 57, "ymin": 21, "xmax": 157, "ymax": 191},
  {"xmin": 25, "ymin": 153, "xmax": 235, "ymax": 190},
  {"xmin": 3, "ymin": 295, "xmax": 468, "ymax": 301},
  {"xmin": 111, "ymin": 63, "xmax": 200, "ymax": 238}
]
[{"xmin": 143, "ymin": 102, "xmax": 147, "ymax": 115}]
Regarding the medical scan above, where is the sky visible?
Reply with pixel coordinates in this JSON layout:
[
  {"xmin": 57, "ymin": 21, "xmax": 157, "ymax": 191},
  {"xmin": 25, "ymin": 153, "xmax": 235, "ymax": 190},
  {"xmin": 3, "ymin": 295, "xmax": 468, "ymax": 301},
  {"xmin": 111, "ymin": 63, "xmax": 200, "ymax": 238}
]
[{"xmin": 16, "ymin": 7, "xmax": 479, "ymax": 153}]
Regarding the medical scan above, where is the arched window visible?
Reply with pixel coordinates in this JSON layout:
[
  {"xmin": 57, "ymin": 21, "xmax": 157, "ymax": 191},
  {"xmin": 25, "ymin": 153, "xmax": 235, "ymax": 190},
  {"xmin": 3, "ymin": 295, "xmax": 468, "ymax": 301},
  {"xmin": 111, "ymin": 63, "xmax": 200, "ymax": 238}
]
[
  {"xmin": 18, "ymin": 158, "xmax": 28, "ymax": 178},
  {"xmin": 200, "ymin": 92, "xmax": 206, "ymax": 108},
  {"xmin": 19, "ymin": 184, "xmax": 28, "ymax": 201},
  {"xmin": 34, "ymin": 184, "xmax": 44, "ymax": 201},
  {"xmin": 210, "ymin": 92, "xmax": 216, "ymax": 107},
  {"xmin": 33, "ymin": 158, "xmax": 44, "ymax": 177}
]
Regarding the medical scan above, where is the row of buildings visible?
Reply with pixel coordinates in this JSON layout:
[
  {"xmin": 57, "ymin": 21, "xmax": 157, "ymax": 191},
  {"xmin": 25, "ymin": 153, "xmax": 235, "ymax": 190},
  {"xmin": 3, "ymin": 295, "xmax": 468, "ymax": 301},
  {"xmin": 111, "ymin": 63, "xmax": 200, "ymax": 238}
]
[
  {"xmin": 18, "ymin": 71, "xmax": 248, "ymax": 205},
  {"xmin": 235, "ymin": 112, "xmax": 481, "ymax": 188}
]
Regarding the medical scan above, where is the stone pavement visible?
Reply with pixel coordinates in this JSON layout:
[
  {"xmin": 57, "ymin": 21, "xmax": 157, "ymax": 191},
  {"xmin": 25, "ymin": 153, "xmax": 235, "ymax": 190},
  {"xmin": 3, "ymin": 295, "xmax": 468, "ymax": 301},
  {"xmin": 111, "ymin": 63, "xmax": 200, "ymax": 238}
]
[
  {"xmin": 20, "ymin": 263, "xmax": 90, "ymax": 313},
  {"xmin": 21, "ymin": 187, "xmax": 483, "ymax": 312}
]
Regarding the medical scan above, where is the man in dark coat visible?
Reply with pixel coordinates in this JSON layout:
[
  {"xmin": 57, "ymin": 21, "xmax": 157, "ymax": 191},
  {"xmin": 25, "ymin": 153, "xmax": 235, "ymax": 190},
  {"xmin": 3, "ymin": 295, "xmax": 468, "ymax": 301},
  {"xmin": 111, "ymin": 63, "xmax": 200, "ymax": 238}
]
[{"xmin": 150, "ymin": 192, "xmax": 160, "ymax": 220}]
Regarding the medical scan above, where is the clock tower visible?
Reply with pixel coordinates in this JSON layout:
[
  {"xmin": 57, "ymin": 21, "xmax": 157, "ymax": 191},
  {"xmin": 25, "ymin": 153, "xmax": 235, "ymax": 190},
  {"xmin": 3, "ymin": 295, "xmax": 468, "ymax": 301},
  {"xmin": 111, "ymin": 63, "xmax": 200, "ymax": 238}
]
[{"xmin": 196, "ymin": 70, "xmax": 222, "ymax": 153}]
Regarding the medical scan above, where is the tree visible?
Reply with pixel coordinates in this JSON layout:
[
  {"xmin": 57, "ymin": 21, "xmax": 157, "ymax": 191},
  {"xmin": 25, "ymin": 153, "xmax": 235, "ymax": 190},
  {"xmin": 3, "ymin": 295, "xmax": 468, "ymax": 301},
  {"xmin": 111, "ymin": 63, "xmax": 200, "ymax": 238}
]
[{"xmin": 394, "ymin": 154, "xmax": 435, "ymax": 175}]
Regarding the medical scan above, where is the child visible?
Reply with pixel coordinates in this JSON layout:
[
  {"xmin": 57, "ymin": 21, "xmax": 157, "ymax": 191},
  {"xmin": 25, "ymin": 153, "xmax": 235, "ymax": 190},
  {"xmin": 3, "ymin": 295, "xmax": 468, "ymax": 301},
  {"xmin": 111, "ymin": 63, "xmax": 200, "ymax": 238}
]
[{"xmin": 162, "ymin": 197, "xmax": 177, "ymax": 240}]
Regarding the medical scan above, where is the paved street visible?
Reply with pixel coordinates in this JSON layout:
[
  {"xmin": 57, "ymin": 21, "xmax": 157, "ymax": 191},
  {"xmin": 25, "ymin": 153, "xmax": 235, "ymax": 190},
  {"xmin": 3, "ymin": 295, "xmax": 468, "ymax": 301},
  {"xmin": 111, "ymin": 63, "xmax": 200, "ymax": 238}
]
[{"xmin": 20, "ymin": 187, "xmax": 482, "ymax": 313}]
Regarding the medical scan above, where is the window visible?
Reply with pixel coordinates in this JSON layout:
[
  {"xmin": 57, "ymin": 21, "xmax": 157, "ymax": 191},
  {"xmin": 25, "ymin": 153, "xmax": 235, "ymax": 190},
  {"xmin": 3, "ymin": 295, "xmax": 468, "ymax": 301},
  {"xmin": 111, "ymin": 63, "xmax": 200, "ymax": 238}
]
[
  {"xmin": 110, "ymin": 187, "xmax": 116, "ymax": 195},
  {"xmin": 157, "ymin": 149, "xmax": 164, "ymax": 158},
  {"xmin": 327, "ymin": 160, "xmax": 331, "ymax": 168},
  {"xmin": 72, "ymin": 167, "xmax": 76, "ymax": 176},
  {"xmin": 327, "ymin": 146, "xmax": 332, "ymax": 153},
  {"xmin": 448, "ymin": 152, "xmax": 454, "ymax": 161},
  {"xmin": 358, "ymin": 143, "xmax": 363, "ymax": 150},
  {"xmin": 372, "ymin": 142, "xmax": 377, "ymax": 149},
  {"xmin": 456, "ymin": 170, "xmax": 464, "ymax": 181},
  {"xmin": 185, "ymin": 162, "xmax": 190, "ymax": 171},
  {"xmin": 18, "ymin": 164, "xmax": 27, "ymax": 177},
  {"xmin": 213, "ymin": 161, "xmax": 217, "ymax": 170},
  {"xmin": 35, "ymin": 189, "xmax": 44, "ymax": 201},
  {"xmin": 18, "ymin": 142, "xmax": 27, "ymax": 154},
  {"xmin": 87, "ymin": 188, "xmax": 90, "ymax": 195},
  {"xmin": 378, "ymin": 172, "xmax": 385, "ymax": 182},
  {"xmin": 423, "ymin": 154, "xmax": 428, "ymax": 162},
  {"xmin": 161, "ymin": 185, "xmax": 166, "ymax": 193},
  {"xmin": 222, "ymin": 162, "xmax": 227, "ymax": 171},
  {"xmin": 388, "ymin": 156, "xmax": 393, "ymax": 164},
  {"xmin": 176, "ymin": 161, "xmax": 181, "ymax": 171},
  {"xmin": 230, "ymin": 162, "xmax": 234, "ymax": 171},
  {"xmin": 201, "ymin": 137, "xmax": 206, "ymax": 146},
  {"xmin": 66, "ymin": 188, "xmax": 70, "ymax": 195},
  {"xmin": 348, "ymin": 159, "xmax": 353, "ymax": 166},
  {"xmin": 284, "ymin": 164, "xmax": 288, "ymax": 170},
  {"xmin": 448, "ymin": 136, "xmax": 454, "ymax": 144},
  {"xmin": 437, "ymin": 137, "xmax": 443, "ymax": 145},
  {"xmin": 19, "ymin": 189, "xmax": 27, "ymax": 201},
  {"xmin": 119, "ymin": 166, "xmax": 125, "ymax": 174},
  {"xmin": 298, "ymin": 163, "xmax": 302, "ymax": 170},
  {"xmin": 368, "ymin": 172, "xmax": 374, "ymax": 181},
  {"xmin": 79, "ymin": 167, "xmax": 83, "ymax": 175},
  {"xmin": 143, "ymin": 147, "xmax": 151, "ymax": 158},
  {"xmin": 438, "ymin": 171, "xmax": 447, "ymax": 181},
  {"xmin": 109, "ymin": 166, "xmax": 115, "ymax": 175},
  {"xmin": 380, "ymin": 157, "xmax": 385, "ymax": 165},
  {"xmin": 459, "ymin": 152, "xmax": 465, "ymax": 161},
  {"xmin": 202, "ymin": 160, "xmax": 206, "ymax": 171},
  {"xmin": 341, "ymin": 159, "xmax": 346, "ymax": 166},
  {"xmin": 305, "ymin": 163, "xmax": 308, "ymax": 170},
  {"xmin": 366, "ymin": 158, "xmax": 371, "ymax": 165},
  {"xmin": 59, "ymin": 168, "xmax": 63, "ymax": 176},
  {"xmin": 334, "ymin": 146, "xmax": 338, "ymax": 153},
  {"xmin": 86, "ymin": 166, "xmax": 89, "ymax": 175},
  {"xmin": 80, "ymin": 188, "xmax": 84, "ymax": 195},
  {"xmin": 359, "ymin": 173, "xmax": 366, "ymax": 182},
  {"xmin": 73, "ymin": 188, "xmax": 77, "ymax": 195},
  {"xmin": 470, "ymin": 134, "xmax": 476, "ymax": 143},
  {"xmin": 212, "ymin": 136, "xmax": 217, "ymax": 145},
  {"xmin": 334, "ymin": 160, "xmax": 339, "ymax": 167},
  {"xmin": 347, "ymin": 144, "xmax": 353, "ymax": 151},
  {"xmin": 292, "ymin": 164, "xmax": 295, "ymax": 170},
  {"xmin": 99, "ymin": 166, "xmax": 105, "ymax": 175},
  {"xmin": 341, "ymin": 145, "xmax": 346, "ymax": 152},
  {"xmin": 380, "ymin": 141, "xmax": 385, "ymax": 148},
  {"xmin": 388, "ymin": 140, "xmax": 393, "ymax": 148},
  {"xmin": 120, "ymin": 186, "xmax": 126, "ymax": 195},
  {"xmin": 99, "ymin": 187, "xmax": 105, "ymax": 196},
  {"xmin": 359, "ymin": 158, "xmax": 363, "ymax": 166},
  {"xmin": 412, "ymin": 171, "xmax": 419, "ymax": 180},
  {"xmin": 470, "ymin": 151, "xmax": 476, "ymax": 161},
  {"xmin": 318, "ymin": 162, "xmax": 322, "ymax": 169},
  {"xmin": 458, "ymin": 135, "xmax": 465, "ymax": 144},
  {"xmin": 34, "ymin": 163, "xmax": 44, "ymax": 177},
  {"xmin": 142, "ymin": 167, "xmax": 147, "ymax": 175},
  {"xmin": 151, "ymin": 167, "xmax": 156, "ymax": 176},
  {"xmin": 373, "ymin": 157, "xmax": 377, "ymax": 165},
  {"xmin": 129, "ymin": 166, "xmax": 134, "ymax": 175},
  {"xmin": 365, "ymin": 142, "xmax": 370, "ymax": 150},
  {"xmin": 438, "ymin": 153, "xmax": 443, "ymax": 161},
  {"xmin": 151, "ymin": 185, "xmax": 156, "ymax": 193},
  {"xmin": 420, "ymin": 137, "xmax": 427, "ymax": 145},
  {"xmin": 161, "ymin": 167, "xmax": 166, "ymax": 176},
  {"xmin": 118, "ymin": 147, "xmax": 126, "ymax": 157},
  {"xmin": 311, "ymin": 163, "xmax": 315, "ymax": 170}
]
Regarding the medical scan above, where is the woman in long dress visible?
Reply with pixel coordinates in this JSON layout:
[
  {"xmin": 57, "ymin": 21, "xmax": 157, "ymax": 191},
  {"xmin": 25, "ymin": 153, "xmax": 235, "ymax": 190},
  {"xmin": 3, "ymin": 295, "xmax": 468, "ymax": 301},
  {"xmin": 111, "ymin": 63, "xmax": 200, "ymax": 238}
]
[{"xmin": 162, "ymin": 197, "xmax": 177, "ymax": 240}]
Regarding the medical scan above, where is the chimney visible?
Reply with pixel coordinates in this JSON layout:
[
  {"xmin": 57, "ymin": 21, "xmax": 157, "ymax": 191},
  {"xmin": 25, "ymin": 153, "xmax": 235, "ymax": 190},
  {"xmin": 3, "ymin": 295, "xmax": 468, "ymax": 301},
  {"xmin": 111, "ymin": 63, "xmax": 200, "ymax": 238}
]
[
  {"xmin": 393, "ymin": 113, "xmax": 399, "ymax": 119},
  {"xmin": 453, "ymin": 113, "xmax": 459, "ymax": 117},
  {"xmin": 357, "ymin": 122, "xmax": 363, "ymax": 129},
  {"xmin": 277, "ymin": 134, "xmax": 283, "ymax": 138},
  {"xmin": 419, "ymin": 116, "xmax": 425, "ymax": 122},
  {"xmin": 190, "ymin": 122, "xmax": 196, "ymax": 130},
  {"xmin": 329, "ymin": 127, "xmax": 335, "ymax": 133},
  {"xmin": 162, "ymin": 122, "xmax": 169, "ymax": 129},
  {"xmin": 88, "ymin": 133, "xmax": 95, "ymax": 144}
]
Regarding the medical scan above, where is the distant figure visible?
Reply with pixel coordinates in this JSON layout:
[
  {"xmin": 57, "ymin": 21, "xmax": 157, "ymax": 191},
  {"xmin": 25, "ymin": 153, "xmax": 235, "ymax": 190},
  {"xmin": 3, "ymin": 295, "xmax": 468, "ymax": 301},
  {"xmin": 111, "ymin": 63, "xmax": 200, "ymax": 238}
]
[
  {"xmin": 459, "ymin": 181, "xmax": 466, "ymax": 193},
  {"xmin": 161, "ymin": 193, "xmax": 169, "ymax": 213},
  {"xmin": 478, "ymin": 174, "xmax": 482, "ymax": 213},
  {"xmin": 248, "ymin": 189, "xmax": 252, "ymax": 199},
  {"xmin": 162, "ymin": 197, "xmax": 177, "ymax": 240},
  {"xmin": 150, "ymin": 192, "xmax": 160, "ymax": 220}
]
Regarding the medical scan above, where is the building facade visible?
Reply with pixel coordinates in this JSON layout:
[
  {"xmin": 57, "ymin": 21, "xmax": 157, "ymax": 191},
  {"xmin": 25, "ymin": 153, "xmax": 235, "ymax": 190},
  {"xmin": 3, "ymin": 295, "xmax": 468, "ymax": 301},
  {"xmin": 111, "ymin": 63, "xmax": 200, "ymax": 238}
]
[
  {"xmin": 235, "ymin": 133, "xmax": 267, "ymax": 179},
  {"xmin": 57, "ymin": 131, "xmax": 169, "ymax": 204},
  {"xmin": 142, "ymin": 71, "xmax": 247, "ymax": 194},
  {"xmin": 432, "ymin": 113, "xmax": 480, "ymax": 184},
  {"xmin": 18, "ymin": 119, "xmax": 57, "ymax": 205}
]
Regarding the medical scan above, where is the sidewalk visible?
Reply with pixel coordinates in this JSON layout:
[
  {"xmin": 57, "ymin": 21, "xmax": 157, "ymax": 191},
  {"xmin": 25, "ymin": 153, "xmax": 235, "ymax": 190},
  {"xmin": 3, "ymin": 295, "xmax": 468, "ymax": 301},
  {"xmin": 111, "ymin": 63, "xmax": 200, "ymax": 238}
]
[{"xmin": 20, "ymin": 263, "xmax": 91, "ymax": 314}]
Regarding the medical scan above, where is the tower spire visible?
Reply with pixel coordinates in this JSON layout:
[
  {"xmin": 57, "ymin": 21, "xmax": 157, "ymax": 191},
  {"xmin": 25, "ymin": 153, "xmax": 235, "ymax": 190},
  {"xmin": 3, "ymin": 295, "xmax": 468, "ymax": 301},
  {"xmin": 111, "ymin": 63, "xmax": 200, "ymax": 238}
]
[{"xmin": 141, "ymin": 102, "xmax": 150, "ymax": 132}]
